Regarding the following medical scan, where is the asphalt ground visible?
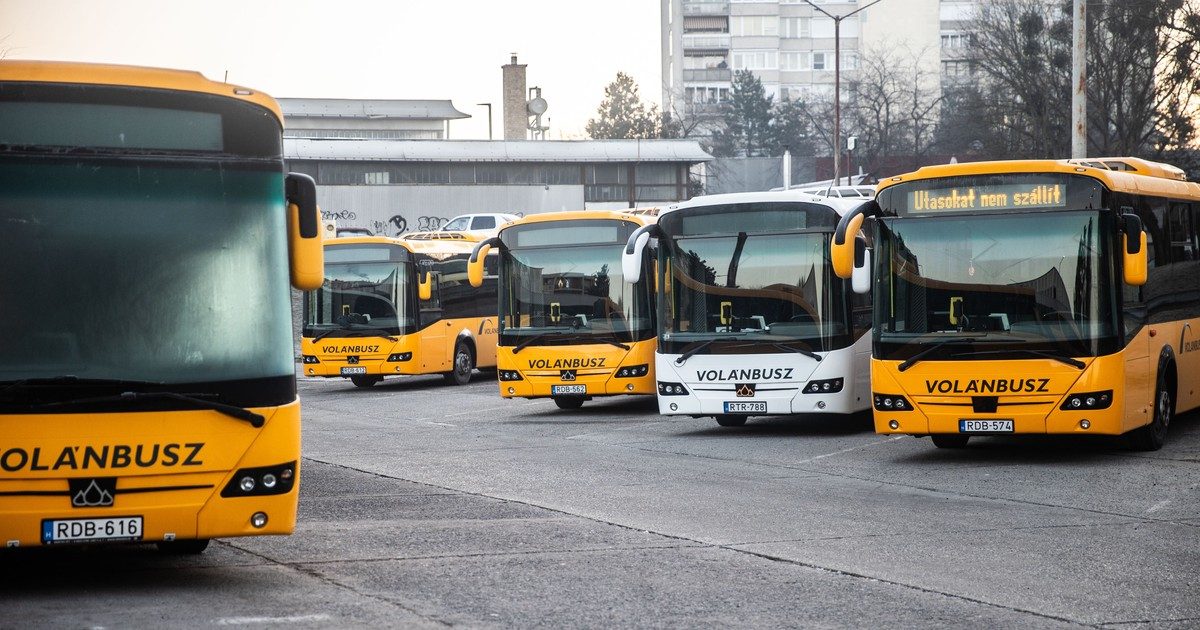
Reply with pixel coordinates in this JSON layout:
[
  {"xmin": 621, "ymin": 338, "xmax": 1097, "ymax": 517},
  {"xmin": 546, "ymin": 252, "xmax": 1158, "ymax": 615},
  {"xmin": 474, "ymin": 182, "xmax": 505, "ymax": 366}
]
[{"xmin": 4, "ymin": 371, "xmax": 1199, "ymax": 628}]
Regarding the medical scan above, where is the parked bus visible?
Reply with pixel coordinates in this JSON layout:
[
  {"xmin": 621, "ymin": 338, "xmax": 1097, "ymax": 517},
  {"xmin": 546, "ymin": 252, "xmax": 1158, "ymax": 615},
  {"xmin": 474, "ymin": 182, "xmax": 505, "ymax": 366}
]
[
  {"xmin": 831, "ymin": 157, "xmax": 1200, "ymax": 449},
  {"xmin": 623, "ymin": 192, "xmax": 873, "ymax": 426},
  {"xmin": 466, "ymin": 211, "xmax": 657, "ymax": 408},
  {"xmin": 0, "ymin": 61, "xmax": 322, "ymax": 551},
  {"xmin": 302, "ymin": 235, "xmax": 498, "ymax": 387}
]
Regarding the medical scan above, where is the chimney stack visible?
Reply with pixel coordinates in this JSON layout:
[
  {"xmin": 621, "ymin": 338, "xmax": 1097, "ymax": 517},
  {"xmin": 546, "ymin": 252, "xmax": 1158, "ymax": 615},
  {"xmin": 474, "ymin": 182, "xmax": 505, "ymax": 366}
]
[{"xmin": 501, "ymin": 53, "xmax": 527, "ymax": 141}]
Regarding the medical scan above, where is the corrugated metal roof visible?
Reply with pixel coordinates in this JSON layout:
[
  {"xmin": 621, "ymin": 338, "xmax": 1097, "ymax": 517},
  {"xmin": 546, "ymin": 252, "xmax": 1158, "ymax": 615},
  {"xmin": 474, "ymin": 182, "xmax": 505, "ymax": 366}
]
[
  {"xmin": 284, "ymin": 139, "xmax": 714, "ymax": 163},
  {"xmin": 278, "ymin": 98, "xmax": 470, "ymax": 120}
]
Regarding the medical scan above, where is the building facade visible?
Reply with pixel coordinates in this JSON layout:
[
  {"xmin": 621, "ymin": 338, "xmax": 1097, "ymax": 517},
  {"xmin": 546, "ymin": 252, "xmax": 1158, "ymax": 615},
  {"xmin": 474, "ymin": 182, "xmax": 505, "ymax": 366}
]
[
  {"xmin": 662, "ymin": 0, "xmax": 979, "ymax": 118},
  {"xmin": 284, "ymin": 138, "xmax": 711, "ymax": 236}
]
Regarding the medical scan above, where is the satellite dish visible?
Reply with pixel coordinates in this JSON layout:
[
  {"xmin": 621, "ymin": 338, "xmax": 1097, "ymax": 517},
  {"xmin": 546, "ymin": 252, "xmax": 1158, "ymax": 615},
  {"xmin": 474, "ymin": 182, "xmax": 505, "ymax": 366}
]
[{"xmin": 527, "ymin": 97, "xmax": 548, "ymax": 115}]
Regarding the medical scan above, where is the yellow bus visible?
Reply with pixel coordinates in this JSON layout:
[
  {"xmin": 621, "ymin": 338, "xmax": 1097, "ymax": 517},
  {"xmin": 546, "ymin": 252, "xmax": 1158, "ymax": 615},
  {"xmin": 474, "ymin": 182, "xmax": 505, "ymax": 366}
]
[
  {"xmin": 0, "ymin": 61, "xmax": 323, "ymax": 551},
  {"xmin": 302, "ymin": 235, "xmax": 498, "ymax": 386},
  {"xmin": 467, "ymin": 211, "xmax": 657, "ymax": 409},
  {"xmin": 831, "ymin": 158, "xmax": 1199, "ymax": 450}
]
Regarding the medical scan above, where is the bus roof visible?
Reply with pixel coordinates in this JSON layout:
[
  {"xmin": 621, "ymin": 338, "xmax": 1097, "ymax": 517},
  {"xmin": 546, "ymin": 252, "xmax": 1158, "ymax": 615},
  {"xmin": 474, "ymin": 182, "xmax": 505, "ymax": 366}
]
[
  {"xmin": 0, "ymin": 60, "xmax": 283, "ymax": 124},
  {"xmin": 497, "ymin": 209, "xmax": 656, "ymax": 234},
  {"xmin": 877, "ymin": 158, "xmax": 1200, "ymax": 201},
  {"xmin": 658, "ymin": 189, "xmax": 865, "ymax": 218},
  {"xmin": 324, "ymin": 235, "xmax": 481, "ymax": 257}
]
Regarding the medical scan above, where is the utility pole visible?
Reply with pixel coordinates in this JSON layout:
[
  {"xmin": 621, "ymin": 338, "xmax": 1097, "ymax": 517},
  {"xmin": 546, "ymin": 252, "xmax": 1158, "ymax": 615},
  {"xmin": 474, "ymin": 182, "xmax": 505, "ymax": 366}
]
[
  {"xmin": 1071, "ymin": 0, "xmax": 1086, "ymax": 158},
  {"xmin": 477, "ymin": 103, "xmax": 493, "ymax": 140},
  {"xmin": 803, "ymin": 0, "xmax": 884, "ymax": 185}
]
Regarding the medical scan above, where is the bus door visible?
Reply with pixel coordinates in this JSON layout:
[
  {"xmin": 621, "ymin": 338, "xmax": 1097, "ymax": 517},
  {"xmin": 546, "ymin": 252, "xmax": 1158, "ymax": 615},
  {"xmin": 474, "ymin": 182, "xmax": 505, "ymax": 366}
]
[
  {"xmin": 1169, "ymin": 202, "xmax": 1199, "ymax": 410},
  {"xmin": 418, "ymin": 270, "xmax": 451, "ymax": 373}
]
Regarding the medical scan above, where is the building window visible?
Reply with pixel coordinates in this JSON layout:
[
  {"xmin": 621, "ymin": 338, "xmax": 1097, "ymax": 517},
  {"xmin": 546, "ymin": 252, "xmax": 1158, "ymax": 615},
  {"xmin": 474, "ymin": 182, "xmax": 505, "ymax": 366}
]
[
  {"xmin": 364, "ymin": 172, "xmax": 390, "ymax": 185},
  {"xmin": 585, "ymin": 164, "xmax": 629, "ymax": 203},
  {"xmin": 684, "ymin": 54, "xmax": 729, "ymax": 70},
  {"xmin": 941, "ymin": 32, "xmax": 970, "ymax": 49},
  {"xmin": 780, "ymin": 17, "xmax": 810, "ymax": 39},
  {"xmin": 941, "ymin": 59, "xmax": 974, "ymax": 77},
  {"xmin": 732, "ymin": 50, "xmax": 778, "ymax": 70},
  {"xmin": 781, "ymin": 51, "xmax": 811, "ymax": 71},
  {"xmin": 731, "ymin": 15, "xmax": 779, "ymax": 37},
  {"xmin": 812, "ymin": 52, "xmax": 828, "ymax": 71}
]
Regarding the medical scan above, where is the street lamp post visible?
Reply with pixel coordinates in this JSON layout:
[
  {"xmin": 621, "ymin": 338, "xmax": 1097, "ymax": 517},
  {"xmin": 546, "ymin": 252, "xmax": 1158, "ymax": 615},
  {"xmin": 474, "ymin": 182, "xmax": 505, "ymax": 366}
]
[
  {"xmin": 477, "ymin": 102, "xmax": 493, "ymax": 140},
  {"xmin": 802, "ymin": 0, "xmax": 885, "ymax": 186}
]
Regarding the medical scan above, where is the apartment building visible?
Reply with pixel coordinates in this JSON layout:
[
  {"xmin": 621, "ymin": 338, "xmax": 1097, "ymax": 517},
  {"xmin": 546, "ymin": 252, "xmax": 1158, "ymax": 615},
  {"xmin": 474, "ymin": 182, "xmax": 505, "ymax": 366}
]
[{"xmin": 662, "ymin": 0, "xmax": 978, "ymax": 118}]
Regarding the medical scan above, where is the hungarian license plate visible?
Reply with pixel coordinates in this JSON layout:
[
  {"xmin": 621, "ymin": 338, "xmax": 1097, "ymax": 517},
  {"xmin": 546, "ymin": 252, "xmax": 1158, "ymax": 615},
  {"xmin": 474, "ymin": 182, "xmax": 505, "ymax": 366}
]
[
  {"xmin": 42, "ymin": 516, "xmax": 143, "ymax": 544},
  {"xmin": 959, "ymin": 419, "xmax": 1014, "ymax": 433},
  {"xmin": 340, "ymin": 366, "xmax": 367, "ymax": 375},
  {"xmin": 552, "ymin": 385, "xmax": 586, "ymax": 395},
  {"xmin": 724, "ymin": 401, "xmax": 767, "ymax": 413}
]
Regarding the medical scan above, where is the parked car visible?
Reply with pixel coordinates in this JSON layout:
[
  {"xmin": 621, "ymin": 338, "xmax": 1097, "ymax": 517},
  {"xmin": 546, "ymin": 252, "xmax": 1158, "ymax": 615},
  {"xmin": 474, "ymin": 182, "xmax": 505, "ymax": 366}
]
[{"xmin": 440, "ymin": 213, "xmax": 520, "ymax": 237}]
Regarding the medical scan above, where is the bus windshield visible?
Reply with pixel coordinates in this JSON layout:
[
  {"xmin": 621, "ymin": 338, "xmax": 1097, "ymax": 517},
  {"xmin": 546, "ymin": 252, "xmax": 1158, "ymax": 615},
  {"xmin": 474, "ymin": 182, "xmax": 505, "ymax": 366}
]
[
  {"xmin": 500, "ymin": 242, "xmax": 653, "ymax": 346},
  {"xmin": 305, "ymin": 259, "xmax": 412, "ymax": 336},
  {"xmin": 877, "ymin": 210, "xmax": 1117, "ymax": 359},
  {"xmin": 661, "ymin": 230, "xmax": 846, "ymax": 354}
]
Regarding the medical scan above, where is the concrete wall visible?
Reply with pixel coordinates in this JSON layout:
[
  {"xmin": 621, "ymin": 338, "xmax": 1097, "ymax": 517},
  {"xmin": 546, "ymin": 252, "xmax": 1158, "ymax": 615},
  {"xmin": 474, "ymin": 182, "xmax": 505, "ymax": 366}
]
[{"xmin": 314, "ymin": 185, "xmax": 585, "ymax": 235}]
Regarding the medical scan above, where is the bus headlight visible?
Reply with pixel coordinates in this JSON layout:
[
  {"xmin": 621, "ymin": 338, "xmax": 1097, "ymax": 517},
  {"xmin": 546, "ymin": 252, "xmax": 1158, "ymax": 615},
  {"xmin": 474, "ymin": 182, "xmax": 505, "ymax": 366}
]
[
  {"xmin": 803, "ymin": 378, "xmax": 844, "ymax": 394},
  {"xmin": 616, "ymin": 365, "xmax": 649, "ymax": 378},
  {"xmin": 1060, "ymin": 390, "xmax": 1112, "ymax": 411},
  {"xmin": 498, "ymin": 370, "xmax": 524, "ymax": 381},
  {"xmin": 302, "ymin": 355, "xmax": 320, "ymax": 364},
  {"xmin": 386, "ymin": 352, "xmax": 412, "ymax": 362},
  {"xmin": 873, "ymin": 394, "xmax": 911, "ymax": 411},
  {"xmin": 221, "ymin": 462, "xmax": 297, "ymax": 497},
  {"xmin": 658, "ymin": 381, "xmax": 689, "ymax": 396}
]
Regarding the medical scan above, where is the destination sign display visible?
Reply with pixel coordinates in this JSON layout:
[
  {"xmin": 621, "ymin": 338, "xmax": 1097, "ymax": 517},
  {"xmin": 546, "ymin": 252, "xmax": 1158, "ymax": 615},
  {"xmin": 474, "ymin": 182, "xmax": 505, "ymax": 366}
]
[{"xmin": 909, "ymin": 184, "xmax": 1066, "ymax": 213}]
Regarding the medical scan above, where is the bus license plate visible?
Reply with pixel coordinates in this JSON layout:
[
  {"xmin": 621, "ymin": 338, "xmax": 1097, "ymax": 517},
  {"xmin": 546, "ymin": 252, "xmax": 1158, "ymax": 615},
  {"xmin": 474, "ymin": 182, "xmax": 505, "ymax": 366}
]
[
  {"xmin": 42, "ymin": 516, "xmax": 143, "ymax": 544},
  {"xmin": 724, "ymin": 401, "xmax": 767, "ymax": 413},
  {"xmin": 959, "ymin": 419, "xmax": 1014, "ymax": 433},
  {"xmin": 552, "ymin": 385, "xmax": 586, "ymax": 395},
  {"xmin": 341, "ymin": 366, "xmax": 367, "ymax": 375}
]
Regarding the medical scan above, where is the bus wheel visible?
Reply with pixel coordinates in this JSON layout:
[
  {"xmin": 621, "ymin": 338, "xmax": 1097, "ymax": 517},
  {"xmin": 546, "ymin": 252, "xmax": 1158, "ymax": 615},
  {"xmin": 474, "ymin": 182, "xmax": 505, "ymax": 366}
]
[
  {"xmin": 444, "ymin": 341, "xmax": 474, "ymax": 386},
  {"xmin": 1127, "ymin": 375, "xmax": 1172, "ymax": 451},
  {"xmin": 930, "ymin": 434, "xmax": 969, "ymax": 449},
  {"xmin": 350, "ymin": 375, "xmax": 381, "ymax": 388},
  {"xmin": 715, "ymin": 415, "xmax": 747, "ymax": 427},
  {"xmin": 554, "ymin": 396, "xmax": 585, "ymax": 410},
  {"xmin": 156, "ymin": 539, "xmax": 210, "ymax": 554}
]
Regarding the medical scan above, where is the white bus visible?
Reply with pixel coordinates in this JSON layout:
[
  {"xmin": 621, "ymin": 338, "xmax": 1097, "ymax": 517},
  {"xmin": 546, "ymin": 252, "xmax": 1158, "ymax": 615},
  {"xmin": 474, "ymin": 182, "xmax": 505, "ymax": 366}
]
[{"xmin": 622, "ymin": 191, "xmax": 874, "ymax": 426}]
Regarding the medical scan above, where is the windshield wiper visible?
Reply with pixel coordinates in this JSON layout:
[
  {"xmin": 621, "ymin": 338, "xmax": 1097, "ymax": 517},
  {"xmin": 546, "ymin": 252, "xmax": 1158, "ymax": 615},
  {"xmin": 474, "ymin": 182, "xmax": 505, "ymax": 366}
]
[
  {"xmin": 673, "ymin": 335, "xmax": 743, "ymax": 366},
  {"xmin": 897, "ymin": 337, "xmax": 982, "ymax": 372},
  {"xmin": 0, "ymin": 376, "xmax": 161, "ymax": 398},
  {"xmin": 769, "ymin": 342, "xmax": 823, "ymax": 362},
  {"xmin": 512, "ymin": 331, "xmax": 630, "ymax": 354},
  {"xmin": 312, "ymin": 326, "xmax": 399, "ymax": 342},
  {"xmin": 951, "ymin": 348, "xmax": 1086, "ymax": 370},
  {"xmin": 38, "ymin": 391, "xmax": 265, "ymax": 428}
]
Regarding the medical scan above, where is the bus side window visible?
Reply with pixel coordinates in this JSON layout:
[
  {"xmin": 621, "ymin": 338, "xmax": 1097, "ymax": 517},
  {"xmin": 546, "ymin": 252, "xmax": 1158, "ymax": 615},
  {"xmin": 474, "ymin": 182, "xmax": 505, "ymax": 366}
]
[
  {"xmin": 1169, "ymin": 202, "xmax": 1195, "ymax": 262},
  {"xmin": 419, "ymin": 271, "xmax": 442, "ymax": 325}
]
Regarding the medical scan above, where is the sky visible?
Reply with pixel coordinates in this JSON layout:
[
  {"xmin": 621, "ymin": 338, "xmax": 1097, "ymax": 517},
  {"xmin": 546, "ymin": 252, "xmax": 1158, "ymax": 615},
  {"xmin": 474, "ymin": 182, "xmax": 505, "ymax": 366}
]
[{"xmin": 0, "ymin": 0, "xmax": 663, "ymax": 139}]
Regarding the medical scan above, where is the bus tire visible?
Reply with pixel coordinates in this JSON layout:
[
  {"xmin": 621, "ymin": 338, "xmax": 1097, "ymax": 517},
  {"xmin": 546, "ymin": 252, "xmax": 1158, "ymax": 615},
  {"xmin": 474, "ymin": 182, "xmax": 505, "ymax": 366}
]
[
  {"xmin": 931, "ymin": 434, "xmax": 969, "ymax": 449},
  {"xmin": 1127, "ymin": 371, "xmax": 1172, "ymax": 451},
  {"xmin": 350, "ymin": 375, "xmax": 381, "ymax": 388},
  {"xmin": 715, "ymin": 415, "xmax": 747, "ymax": 427},
  {"xmin": 156, "ymin": 538, "xmax": 210, "ymax": 554},
  {"xmin": 444, "ymin": 341, "xmax": 474, "ymax": 386},
  {"xmin": 553, "ymin": 396, "xmax": 585, "ymax": 410}
]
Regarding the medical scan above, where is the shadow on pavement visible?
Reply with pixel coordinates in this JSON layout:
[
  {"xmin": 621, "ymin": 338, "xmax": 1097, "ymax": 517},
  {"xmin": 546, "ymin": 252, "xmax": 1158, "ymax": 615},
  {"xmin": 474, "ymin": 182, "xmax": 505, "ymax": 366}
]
[{"xmin": 668, "ymin": 411, "xmax": 876, "ymax": 439}]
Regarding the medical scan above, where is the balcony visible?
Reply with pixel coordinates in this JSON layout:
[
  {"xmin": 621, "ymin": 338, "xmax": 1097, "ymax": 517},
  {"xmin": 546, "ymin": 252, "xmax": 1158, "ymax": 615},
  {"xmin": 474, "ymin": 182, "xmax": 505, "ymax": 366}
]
[
  {"xmin": 683, "ymin": 1, "xmax": 729, "ymax": 16},
  {"xmin": 683, "ymin": 68, "xmax": 732, "ymax": 82},
  {"xmin": 682, "ymin": 33, "xmax": 731, "ymax": 50}
]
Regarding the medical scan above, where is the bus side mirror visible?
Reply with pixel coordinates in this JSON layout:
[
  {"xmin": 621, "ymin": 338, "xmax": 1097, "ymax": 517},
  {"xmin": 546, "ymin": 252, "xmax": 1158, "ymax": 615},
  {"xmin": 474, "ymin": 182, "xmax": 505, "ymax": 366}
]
[
  {"xmin": 285, "ymin": 173, "xmax": 324, "ymax": 290},
  {"xmin": 468, "ymin": 236, "xmax": 501, "ymax": 288},
  {"xmin": 418, "ymin": 270, "xmax": 433, "ymax": 301},
  {"xmin": 1121, "ymin": 213, "xmax": 1147, "ymax": 286},
  {"xmin": 851, "ymin": 237, "xmax": 871, "ymax": 295},
  {"xmin": 831, "ymin": 212, "xmax": 865, "ymax": 280},
  {"xmin": 622, "ymin": 223, "xmax": 659, "ymax": 284}
]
